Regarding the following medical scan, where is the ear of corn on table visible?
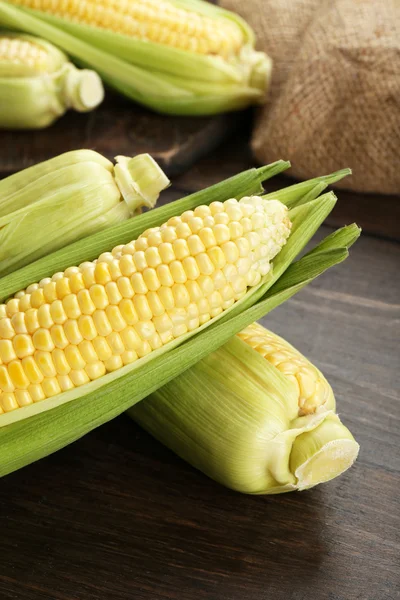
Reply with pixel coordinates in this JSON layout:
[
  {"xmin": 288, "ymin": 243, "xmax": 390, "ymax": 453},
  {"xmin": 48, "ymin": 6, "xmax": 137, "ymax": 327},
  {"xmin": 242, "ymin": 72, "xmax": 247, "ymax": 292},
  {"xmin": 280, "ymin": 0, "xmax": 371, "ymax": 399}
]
[
  {"xmin": 0, "ymin": 31, "xmax": 104, "ymax": 128},
  {"xmin": 0, "ymin": 150, "xmax": 170, "ymax": 276},
  {"xmin": 0, "ymin": 0, "xmax": 272, "ymax": 115},
  {"xmin": 129, "ymin": 322, "xmax": 359, "ymax": 494},
  {"xmin": 0, "ymin": 161, "xmax": 359, "ymax": 481}
]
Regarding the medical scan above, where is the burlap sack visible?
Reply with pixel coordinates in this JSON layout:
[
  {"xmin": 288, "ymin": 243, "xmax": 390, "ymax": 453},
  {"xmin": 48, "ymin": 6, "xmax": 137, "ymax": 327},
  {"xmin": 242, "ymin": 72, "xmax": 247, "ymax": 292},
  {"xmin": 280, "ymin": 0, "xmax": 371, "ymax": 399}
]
[{"xmin": 221, "ymin": 0, "xmax": 400, "ymax": 194}]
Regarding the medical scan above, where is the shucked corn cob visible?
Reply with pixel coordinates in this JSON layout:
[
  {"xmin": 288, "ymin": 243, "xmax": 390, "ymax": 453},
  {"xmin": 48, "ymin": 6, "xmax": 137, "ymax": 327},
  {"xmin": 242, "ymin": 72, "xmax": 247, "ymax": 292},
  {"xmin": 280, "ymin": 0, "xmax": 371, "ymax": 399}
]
[
  {"xmin": 0, "ymin": 196, "xmax": 291, "ymax": 414},
  {"xmin": 0, "ymin": 32, "xmax": 104, "ymax": 128},
  {"xmin": 0, "ymin": 163, "xmax": 357, "ymax": 478},
  {"xmin": 0, "ymin": 150, "xmax": 170, "ymax": 276},
  {"xmin": 0, "ymin": 0, "xmax": 271, "ymax": 115},
  {"xmin": 130, "ymin": 322, "xmax": 359, "ymax": 494}
]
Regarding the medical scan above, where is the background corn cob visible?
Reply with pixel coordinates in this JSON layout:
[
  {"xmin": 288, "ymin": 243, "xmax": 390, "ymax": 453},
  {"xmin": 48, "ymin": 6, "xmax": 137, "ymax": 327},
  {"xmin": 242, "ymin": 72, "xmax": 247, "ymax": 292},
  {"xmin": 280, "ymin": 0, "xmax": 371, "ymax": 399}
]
[
  {"xmin": 0, "ymin": 0, "xmax": 272, "ymax": 115},
  {"xmin": 0, "ymin": 163, "xmax": 357, "ymax": 477},
  {"xmin": 0, "ymin": 31, "xmax": 104, "ymax": 128},
  {"xmin": 129, "ymin": 322, "xmax": 359, "ymax": 494},
  {"xmin": 0, "ymin": 150, "xmax": 170, "ymax": 276}
]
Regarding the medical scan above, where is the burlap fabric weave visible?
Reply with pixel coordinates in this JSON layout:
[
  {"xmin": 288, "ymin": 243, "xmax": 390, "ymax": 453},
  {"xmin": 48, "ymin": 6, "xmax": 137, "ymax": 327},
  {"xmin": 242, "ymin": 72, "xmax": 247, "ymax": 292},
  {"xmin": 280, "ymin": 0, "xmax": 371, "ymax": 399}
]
[{"xmin": 221, "ymin": 0, "xmax": 400, "ymax": 194}]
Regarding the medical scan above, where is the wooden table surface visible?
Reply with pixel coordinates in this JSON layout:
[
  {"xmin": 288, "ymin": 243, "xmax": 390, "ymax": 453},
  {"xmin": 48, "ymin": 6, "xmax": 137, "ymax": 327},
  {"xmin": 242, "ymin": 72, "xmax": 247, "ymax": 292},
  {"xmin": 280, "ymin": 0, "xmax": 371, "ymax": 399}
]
[{"xmin": 0, "ymin": 129, "xmax": 399, "ymax": 600}]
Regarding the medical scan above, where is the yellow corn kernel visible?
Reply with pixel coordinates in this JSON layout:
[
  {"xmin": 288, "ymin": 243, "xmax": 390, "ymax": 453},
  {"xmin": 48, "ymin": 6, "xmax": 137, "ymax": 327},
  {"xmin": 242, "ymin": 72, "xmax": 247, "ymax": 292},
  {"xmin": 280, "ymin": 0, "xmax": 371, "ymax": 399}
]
[
  {"xmin": 77, "ymin": 289, "xmax": 96, "ymax": 315},
  {"xmin": 28, "ymin": 383, "xmax": 46, "ymax": 402},
  {"xmin": 50, "ymin": 300, "xmax": 67, "ymax": 325},
  {"xmin": 90, "ymin": 284, "xmax": 109, "ymax": 310},
  {"xmin": 105, "ymin": 305, "xmax": 126, "ymax": 332},
  {"xmin": 0, "ymin": 365, "xmax": 15, "ymax": 392},
  {"xmin": 156, "ymin": 264, "xmax": 174, "ymax": 287},
  {"xmin": 0, "ymin": 340, "xmax": 17, "ymax": 364},
  {"xmin": 85, "ymin": 361, "xmax": 106, "ymax": 380},
  {"xmin": 69, "ymin": 369, "xmax": 90, "ymax": 386},
  {"xmin": 43, "ymin": 282, "xmax": 58, "ymax": 303},
  {"xmin": 51, "ymin": 324, "xmax": 69, "ymax": 349},
  {"xmin": 78, "ymin": 340, "xmax": 98, "ymax": 363},
  {"xmin": 6, "ymin": 298, "xmax": 20, "ymax": 317},
  {"xmin": 57, "ymin": 375, "xmax": 74, "ymax": 393},
  {"xmin": 120, "ymin": 326, "xmax": 141, "ymax": 350},
  {"xmin": 104, "ymin": 355, "xmax": 123, "ymax": 372},
  {"xmin": 11, "ymin": 313, "xmax": 28, "ymax": 334},
  {"xmin": 34, "ymin": 351, "xmax": 57, "ymax": 378},
  {"xmin": 15, "ymin": 389, "xmax": 33, "ymax": 407},
  {"xmin": 92, "ymin": 337, "xmax": 112, "ymax": 361},
  {"xmin": 119, "ymin": 255, "xmax": 137, "ymax": 277},
  {"xmin": 37, "ymin": 304, "xmax": 54, "ymax": 329},
  {"xmin": 13, "ymin": 333, "xmax": 35, "ymax": 358},
  {"xmin": 64, "ymin": 345, "xmax": 86, "ymax": 370},
  {"xmin": 52, "ymin": 348, "xmax": 71, "ymax": 375},
  {"xmin": 0, "ymin": 318, "xmax": 15, "ymax": 339},
  {"xmin": 32, "ymin": 328, "xmax": 55, "ymax": 352},
  {"xmin": 133, "ymin": 296, "xmax": 153, "ymax": 321},
  {"xmin": 8, "ymin": 360, "xmax": 30, "ymax": 388},
  {"xmin": 1, "ymin": 392, "xmax": 19, "ymax": 412},
  {"xmin": 78, "ymin": 315, "xmax": 98, "ymax": 341},
  {"xmin": 69, "ymin": 272, "xmax": 86, "ymax": 294},
  {"xmin": 117, "ymin": 277, "xmax": 135, "ymax": 299},
  {"xmin": 147, "ymin": 292, "xmax": 165, "ymax": 317},
  {"xmin": 42, "ymin": 377, "xmax": 61, "ymax": 398},
  {"xmin": 131, "ymin": 273, "xmax": 148, "ymax": 294},
  {"xmin": 105, "ymin": 282, "xmax": 122, "ymax": 305},
  {"xmin": 107, "ymin": 332, "xmax": 125, "ymax": 355},
  {"xmin": 21, "ymin": 355, "xmax": 44, "ymax": 384},
  {"xmin": 55, "ymin": 278, "xmax": 71, "ymax": 299},
  {"xmin": 63, "ymin": 319, "xmax": 84, "ymax": 345},
  {"xmin": 63, "ymin": 294, "xmax": 82, "ymax": 319},
  {"xmin": 143, "ymin": 268, "xmax": 161, "ymax": 292},
  {"xmin": 92, "ymin": 310, "xmax": 112, "ymax": 337},
  {"xmin": 143, "ymin": 247, "xmax": 161, "ymax": 270},
  {"xmin": 94, "ymin": 262, "xmax": 112, "ymax": 285}
]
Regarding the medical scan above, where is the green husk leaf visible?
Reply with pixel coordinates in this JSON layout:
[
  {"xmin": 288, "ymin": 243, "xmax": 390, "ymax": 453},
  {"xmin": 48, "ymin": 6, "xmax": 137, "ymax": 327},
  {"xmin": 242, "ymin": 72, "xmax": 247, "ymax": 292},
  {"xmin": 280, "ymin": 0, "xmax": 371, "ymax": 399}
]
[{"xmin": 263, "ymin": 169, "xmax": 352, "ymax": 209}]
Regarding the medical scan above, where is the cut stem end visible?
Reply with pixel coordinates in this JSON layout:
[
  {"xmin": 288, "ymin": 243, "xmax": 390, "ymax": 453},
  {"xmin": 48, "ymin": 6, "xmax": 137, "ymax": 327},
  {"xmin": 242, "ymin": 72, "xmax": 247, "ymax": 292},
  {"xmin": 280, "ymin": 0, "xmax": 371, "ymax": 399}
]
[
  {"xmin": 62, "ymin": 63, "xmax": 104, "ymax": 112},
  {"xmin": 290, "ymin": 417, "xmax": 360, "ymax": 490}
]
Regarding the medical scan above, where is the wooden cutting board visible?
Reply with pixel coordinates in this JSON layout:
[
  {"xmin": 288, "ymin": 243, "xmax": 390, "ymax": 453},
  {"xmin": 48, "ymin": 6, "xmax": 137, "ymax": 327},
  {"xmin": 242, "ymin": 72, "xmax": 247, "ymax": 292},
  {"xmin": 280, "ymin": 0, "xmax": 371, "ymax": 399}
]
[{"xmin": 0, "ymin": 92, "xmax": 238, "ymax": 178}]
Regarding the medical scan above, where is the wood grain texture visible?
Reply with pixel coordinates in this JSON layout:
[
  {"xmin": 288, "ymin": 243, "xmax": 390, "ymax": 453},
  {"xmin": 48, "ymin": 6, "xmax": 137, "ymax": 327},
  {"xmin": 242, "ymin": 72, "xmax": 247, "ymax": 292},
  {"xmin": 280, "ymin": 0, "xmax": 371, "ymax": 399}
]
[
  {"xmin": 0, "ymin": 224, "xmax": 398, "ymax": 600},
  {"xmin": 0, "ymin": 93, "xmax": 237, "ymax": 177}
]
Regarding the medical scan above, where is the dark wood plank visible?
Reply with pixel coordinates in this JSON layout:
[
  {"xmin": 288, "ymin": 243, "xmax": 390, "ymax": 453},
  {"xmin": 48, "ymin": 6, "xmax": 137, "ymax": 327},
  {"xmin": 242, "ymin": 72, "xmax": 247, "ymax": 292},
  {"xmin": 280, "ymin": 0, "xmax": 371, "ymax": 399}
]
[
  {"xmin": 0, "ymin": 93, "xmax": 238, "ymax": 178},
  {"xmin": 0, "ymin": 224, "xmax": 398, "ymax": 600}
]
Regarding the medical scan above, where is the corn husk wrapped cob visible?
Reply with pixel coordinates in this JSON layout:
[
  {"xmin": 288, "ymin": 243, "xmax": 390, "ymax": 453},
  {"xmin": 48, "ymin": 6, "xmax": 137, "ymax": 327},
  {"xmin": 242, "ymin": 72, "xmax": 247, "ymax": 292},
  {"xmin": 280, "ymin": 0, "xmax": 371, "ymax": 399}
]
[
  {"xmin": 0, "ymin": 31, "xmax": 104, "ymax": 128},
  {"xmin": 0, "ymin": 150, "xmax": 170, "ymax": 276},
  {"xmin": 130, "ymin": 319, "xmax": 359, "ymax": 494},
  {"xmin": 0, "ymin": 0, "xmax": 271, "ymax": 115},
  {"xmin": 0, "ymin": 162, "xmax": 358, "ymax": 477}
]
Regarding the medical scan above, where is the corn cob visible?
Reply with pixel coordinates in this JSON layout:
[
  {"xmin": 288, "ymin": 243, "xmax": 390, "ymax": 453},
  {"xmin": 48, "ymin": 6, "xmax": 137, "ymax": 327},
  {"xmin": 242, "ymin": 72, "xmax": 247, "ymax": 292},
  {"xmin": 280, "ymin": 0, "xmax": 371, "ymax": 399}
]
[
  {"xmin": 0, "ymin": 0, "xmax": 271, "ymax": 115},
  {"xmin": 129, "ymin": 322, "xmax": 359, "ymax": 494},
  {"xmin": 0, "ymin": 164, "xmax": 357, "ymax": 478},
  {"xmin": 0, "ymin": 196, "xmax": 291, "ymax": 414},
  {"xmin": 0, "ymin": 31, "xmax": 104, "ymax": 128},
  {"xmin": 0, "ymin": 150, "xmax": 170, "ymax": 276}
]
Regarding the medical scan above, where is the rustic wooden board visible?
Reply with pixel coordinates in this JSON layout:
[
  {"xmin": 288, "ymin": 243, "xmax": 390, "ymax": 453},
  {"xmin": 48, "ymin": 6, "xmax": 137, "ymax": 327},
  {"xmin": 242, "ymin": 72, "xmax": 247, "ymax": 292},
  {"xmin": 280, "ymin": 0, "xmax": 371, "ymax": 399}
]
[
  {"xmin": 0, "ymin": 93, "xmax": 238, "ymax": 177},
  {"xmin": 0, "ymin": 226, "xmax": 399, "ymax": 600}
]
